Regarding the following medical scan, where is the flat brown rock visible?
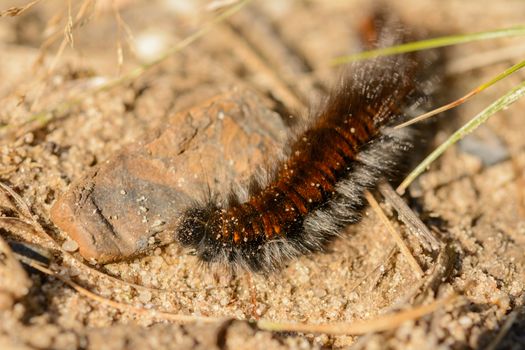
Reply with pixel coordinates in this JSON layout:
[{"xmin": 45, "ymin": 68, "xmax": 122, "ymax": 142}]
[{"xmin": 51, "ymin": 90, "xmax": 287, "ymax": 263}]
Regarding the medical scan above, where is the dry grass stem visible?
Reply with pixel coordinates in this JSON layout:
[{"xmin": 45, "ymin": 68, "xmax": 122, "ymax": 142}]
[
  {"xmin": 378, "ymin": 182, "xmax": 440, "ymax": 251},
  {"xmin": 0, "ymin": 0, "xmax": 42, "ymax": 17},
  {"xmin": 484, "ymin": 310, "xmax": 519, "ymax": 350},
  {"xmin": 257, "ymin": 293, "xmax": 457, "ymax": 335},
  {"xmin": 365, "ymin": 191, "xmax": 424, "ymax": 278}
]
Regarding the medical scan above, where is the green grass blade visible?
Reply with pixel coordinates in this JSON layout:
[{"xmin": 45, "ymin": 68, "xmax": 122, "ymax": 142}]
[
  {"xmin": 332, "ymin": 25, "xmax": 525, "ymax": 65},
  {"xmin": 396, "ymin": 58, "xmax": 525, "ymax": 128},
  {"xmin": 476, "ymin": 58, "xmax": 525, "ymax": 91},
  {"xmin": 397, "ymin": 79, "xmax": 525, "ymax": 194}
]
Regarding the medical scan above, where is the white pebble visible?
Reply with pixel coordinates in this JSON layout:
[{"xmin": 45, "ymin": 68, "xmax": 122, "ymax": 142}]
[
  {"xmin": 138, "ymin": 290, "xmax": 152, "ymax": 304},
  {"xmin": 62, "ymin": 239, "xmax": 79, "ymax": 252}
]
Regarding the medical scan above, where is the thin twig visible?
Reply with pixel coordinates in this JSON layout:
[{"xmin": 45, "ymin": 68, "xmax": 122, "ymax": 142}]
[
  {"xmin": 378, "ymin": 182, "xmax": 440, "ymax": 251},
  {"xmin": 19, "ymin": 256, "xmax": 226, "ymax": 324},
  {"xmin": 16, "ymin": 252, "xmax": 458, "ymax": 336},
  {"xmin": 365, "ymin": 191, "xmax": 424, "ymax": 278},
  {"xmin": 257, "ymin": 293, "xmax": 457, "ymax": 335},
  {"xmin": 484, "ymin": 310, "xmax": 519, "ymax": 350},
  {"xmin": 0, "ymin": 182, "xmax": 34, "ymax": 220},
  {"xmin": 350, "ymin": 244, "xmax": 454, "ymax": 350}
]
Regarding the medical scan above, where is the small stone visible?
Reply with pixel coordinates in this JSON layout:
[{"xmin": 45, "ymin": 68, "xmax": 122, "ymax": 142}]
[
  {"xmin": 458, "ymin": 315, "xmax": 473, "ymax": 327},
  {"xmin": 151, "ymin": 219, "xmax": 165, "ymax": 228},
  {"xmin": 255, "ymin": 303, "xmax": 267, "ymax": 316},
  {"xmin": 138, "ymin": 290, "xmax": 152, "ymax": 304},
  {"xmin": 314, "ymin": 288, "xmax": 327, "ymax": 298},
  {"xmin": 50, "ymin": 91, "xmax": 286, "ymax": 263},
  {"xmin": 28, "ymin": 325, "xmax": 59, "ymax": 349},
  {"xmin": 24, "ymin": 132, "xmax": 34, "ymax": 144},
  {"xmin": 62, "ymin": 239, "xmax": 79, "ymax": 252}
]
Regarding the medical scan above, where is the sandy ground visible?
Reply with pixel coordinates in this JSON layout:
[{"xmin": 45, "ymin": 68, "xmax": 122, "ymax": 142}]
[{"xmin": 1, "ymin": 0, "xmax": 525, "ymax": 349}]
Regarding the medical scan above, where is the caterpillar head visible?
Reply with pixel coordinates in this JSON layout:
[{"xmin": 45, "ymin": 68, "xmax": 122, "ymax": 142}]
[{"xmin": 177, "ymin": 204, "xmax": 223, "ymax": 262}]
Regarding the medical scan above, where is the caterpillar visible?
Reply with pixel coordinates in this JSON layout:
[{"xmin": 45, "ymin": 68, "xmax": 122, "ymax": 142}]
[{"xmin": 177, "ymin": 28, "xmax": 435, "ymax": 273}]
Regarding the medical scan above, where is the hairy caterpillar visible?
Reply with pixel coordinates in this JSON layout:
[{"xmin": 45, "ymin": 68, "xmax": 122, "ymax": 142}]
[{"xmin": 177, "ymin": 28, "xmax": 435, "ymax": 273}]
